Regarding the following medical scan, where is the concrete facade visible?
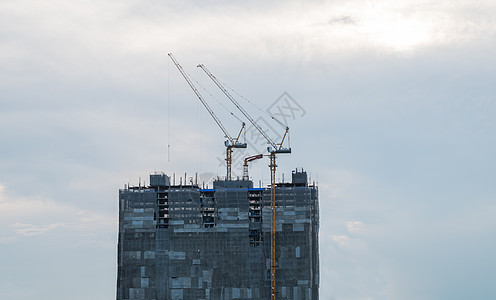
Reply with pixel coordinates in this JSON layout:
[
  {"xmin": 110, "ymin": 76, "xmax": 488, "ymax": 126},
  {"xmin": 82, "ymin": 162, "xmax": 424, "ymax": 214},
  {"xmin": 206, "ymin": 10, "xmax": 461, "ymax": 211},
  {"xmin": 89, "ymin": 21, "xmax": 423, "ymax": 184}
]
[{"xmin": 116, "ymin": 169, "xmax": 319, "ymax": 300}]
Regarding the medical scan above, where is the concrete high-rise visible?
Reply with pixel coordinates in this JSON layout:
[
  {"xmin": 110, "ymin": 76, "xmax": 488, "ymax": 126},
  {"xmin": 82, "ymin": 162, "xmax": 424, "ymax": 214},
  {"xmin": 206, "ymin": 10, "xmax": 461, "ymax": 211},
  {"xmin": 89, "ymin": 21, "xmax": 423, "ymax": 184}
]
[{"xmin": 116, "ymin": 169, "xmax": 319, "ymax": 299}]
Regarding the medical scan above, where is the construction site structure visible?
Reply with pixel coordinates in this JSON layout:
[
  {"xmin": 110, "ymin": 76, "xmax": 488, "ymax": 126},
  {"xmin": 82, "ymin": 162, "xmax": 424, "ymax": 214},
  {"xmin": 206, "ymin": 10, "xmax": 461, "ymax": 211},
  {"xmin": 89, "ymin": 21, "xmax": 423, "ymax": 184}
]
[
  {"xmin": 168, "ymin": 53, "xmax": 247, "ymax": 181},
  {"xmin": 117, "ymin": 56, "xmax": 317, "ymax": 299},
  {"xmin": 116, "ymin": 170, "xmax": 319, "ymax": 300},
  {"xmin": 198, "ymin": 64, "xmax": 291, "ymax": 299}
]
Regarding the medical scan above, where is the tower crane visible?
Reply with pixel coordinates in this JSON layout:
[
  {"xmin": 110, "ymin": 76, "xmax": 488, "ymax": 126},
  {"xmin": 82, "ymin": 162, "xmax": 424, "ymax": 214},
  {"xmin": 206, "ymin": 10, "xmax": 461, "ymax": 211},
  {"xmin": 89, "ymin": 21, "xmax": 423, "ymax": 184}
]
[
  {"xmin": 243, "ymin": 154, "xmax": 263, "ymax": 181},
  {"xmin": 198, "ymin": 64, "xmax": 290, "ymax": 300},
  {"xmin": 168, "ymin": 53, "xmax": 247, "ymax": 181}
]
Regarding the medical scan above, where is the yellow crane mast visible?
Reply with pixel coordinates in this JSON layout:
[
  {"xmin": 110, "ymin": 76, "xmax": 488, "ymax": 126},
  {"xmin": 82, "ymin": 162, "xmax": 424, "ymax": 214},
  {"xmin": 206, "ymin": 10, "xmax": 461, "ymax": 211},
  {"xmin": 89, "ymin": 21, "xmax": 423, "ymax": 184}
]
[
  {"xmin": 197, "ymin": 63, "xmax": 291, "ymax": 300},
  {"xmin": 168, "ymin": 53, "xmax": 246, "ymax": 181}
]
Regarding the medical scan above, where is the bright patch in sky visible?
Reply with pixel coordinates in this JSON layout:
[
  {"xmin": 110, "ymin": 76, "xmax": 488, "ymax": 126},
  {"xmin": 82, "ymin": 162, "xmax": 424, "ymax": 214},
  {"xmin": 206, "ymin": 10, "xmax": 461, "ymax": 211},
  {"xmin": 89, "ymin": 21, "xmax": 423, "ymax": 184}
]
[{"xmin": 364, "ymin": 13, "xmax": 432, "ymax": 51}]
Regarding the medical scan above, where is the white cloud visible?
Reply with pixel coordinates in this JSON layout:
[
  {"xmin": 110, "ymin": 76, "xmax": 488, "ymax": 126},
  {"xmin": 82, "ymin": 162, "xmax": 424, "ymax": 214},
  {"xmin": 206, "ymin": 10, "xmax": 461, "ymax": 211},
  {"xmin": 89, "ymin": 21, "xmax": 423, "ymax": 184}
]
[
  {"xmin": 9, "ymin": 222, "xmax": 65, "ymax": 236},
  {"xmin": 332, "ymin": 234, "xmax": 351, "ymax": 246},
  {"xmin": 347, "ymin": 220, "xmax": 365, "ymax": 233},
  {"xmin": 0, "ymin": 183, "xmax": 116, "ymax": 243},
  {"xmin": 2, "ymin": 0, "xmax": 495, "ymax": 90}
]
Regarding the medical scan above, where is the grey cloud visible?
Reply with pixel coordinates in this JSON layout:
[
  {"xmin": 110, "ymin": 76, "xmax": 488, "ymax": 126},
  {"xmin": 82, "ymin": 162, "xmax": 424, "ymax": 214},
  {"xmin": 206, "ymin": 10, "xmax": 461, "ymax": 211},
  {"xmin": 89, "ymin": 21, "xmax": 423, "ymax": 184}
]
[
  {"xmin": 328, "ymin": 15, "xmax": 356, "ymax": 25},
  {"xmin": 1, "ymin": 0, "xmax": 496, "ymax": 299}
]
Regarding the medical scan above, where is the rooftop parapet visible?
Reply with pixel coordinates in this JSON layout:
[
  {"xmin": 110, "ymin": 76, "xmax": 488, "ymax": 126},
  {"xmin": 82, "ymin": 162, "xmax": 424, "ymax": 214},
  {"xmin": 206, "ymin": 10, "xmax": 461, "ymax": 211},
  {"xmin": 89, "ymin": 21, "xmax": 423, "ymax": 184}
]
[{"xmin": 213, "ymin": 179, "xmax": 253, "ymax": 189}]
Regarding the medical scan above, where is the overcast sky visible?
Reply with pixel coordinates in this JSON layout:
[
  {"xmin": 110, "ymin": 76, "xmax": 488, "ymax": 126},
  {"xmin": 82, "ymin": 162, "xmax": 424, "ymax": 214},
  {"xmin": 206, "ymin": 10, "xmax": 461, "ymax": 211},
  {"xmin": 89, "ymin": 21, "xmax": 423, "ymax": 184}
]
[{"xmin": 1, "ymin": 0, "xmax": 496, "ymax": 299}]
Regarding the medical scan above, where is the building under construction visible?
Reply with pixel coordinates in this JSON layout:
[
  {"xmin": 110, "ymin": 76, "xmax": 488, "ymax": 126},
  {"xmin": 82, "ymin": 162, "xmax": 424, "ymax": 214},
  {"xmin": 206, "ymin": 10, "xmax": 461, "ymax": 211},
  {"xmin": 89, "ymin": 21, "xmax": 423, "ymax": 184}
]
[
  {"xmin": 117, "ymin": 53, "xmax": 318, "ymax": 299},
  {"xmin": 116, "ymin": 170, "xmax": 319, "ymax": 299}
]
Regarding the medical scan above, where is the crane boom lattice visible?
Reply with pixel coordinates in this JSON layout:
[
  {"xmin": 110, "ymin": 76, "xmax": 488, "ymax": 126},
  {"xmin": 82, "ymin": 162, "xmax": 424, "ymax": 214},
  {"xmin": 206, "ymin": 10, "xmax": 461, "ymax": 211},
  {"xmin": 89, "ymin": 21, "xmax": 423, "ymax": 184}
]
[
  {"xmin": 168, "ymin": 53, "xmax": 246, "ymax": 180},
  {"xmin": 198, "ymin": 63, "xmax": 292, "ymax": 300}
]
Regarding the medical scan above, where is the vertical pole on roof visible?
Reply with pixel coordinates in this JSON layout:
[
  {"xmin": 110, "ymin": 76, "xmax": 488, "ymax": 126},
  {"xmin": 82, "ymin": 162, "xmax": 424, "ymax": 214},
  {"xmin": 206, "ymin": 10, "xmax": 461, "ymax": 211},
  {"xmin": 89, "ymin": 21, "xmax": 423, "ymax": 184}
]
[{"xmin": 270, "ymin": 152, "xmax": 277, "ymax": 300}]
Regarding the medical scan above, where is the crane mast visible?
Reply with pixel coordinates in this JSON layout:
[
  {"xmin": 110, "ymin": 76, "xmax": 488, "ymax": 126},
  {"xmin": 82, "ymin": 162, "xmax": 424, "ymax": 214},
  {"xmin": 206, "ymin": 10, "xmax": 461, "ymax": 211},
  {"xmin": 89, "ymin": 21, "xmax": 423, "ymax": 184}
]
[
  {"xmin": 198, "ymin": 64, "xmax": 291, "ymax": 300},
  {"xmin": 168, "ymin": 53, "xmax": 247, "ymax": 180}
]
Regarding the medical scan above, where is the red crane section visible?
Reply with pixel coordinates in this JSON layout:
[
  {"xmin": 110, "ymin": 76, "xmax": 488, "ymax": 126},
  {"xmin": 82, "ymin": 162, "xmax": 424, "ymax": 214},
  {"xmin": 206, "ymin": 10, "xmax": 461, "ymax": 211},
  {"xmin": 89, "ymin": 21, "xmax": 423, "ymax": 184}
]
[{"xmin": 242, "ymin": 154, "xmax": 263, "ymax": 181}]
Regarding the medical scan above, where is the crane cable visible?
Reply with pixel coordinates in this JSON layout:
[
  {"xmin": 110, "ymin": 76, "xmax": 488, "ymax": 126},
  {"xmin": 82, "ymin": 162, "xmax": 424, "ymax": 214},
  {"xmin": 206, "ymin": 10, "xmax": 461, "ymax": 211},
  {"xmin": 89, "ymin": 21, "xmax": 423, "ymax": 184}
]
[
  {"xmin": 188, "ymin": 71, "xmax": 245, "ymax": 125},
  {"xmin": 167, "ymin": 55, "xmax": 171, "ymax": 162},
  {"xmin": 220, "ymin": 79, "xmax": 288, "ymax": 128},
  {"xmin": 220, "ymin": 79, "xmax": 290, "ymax": 149}
]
